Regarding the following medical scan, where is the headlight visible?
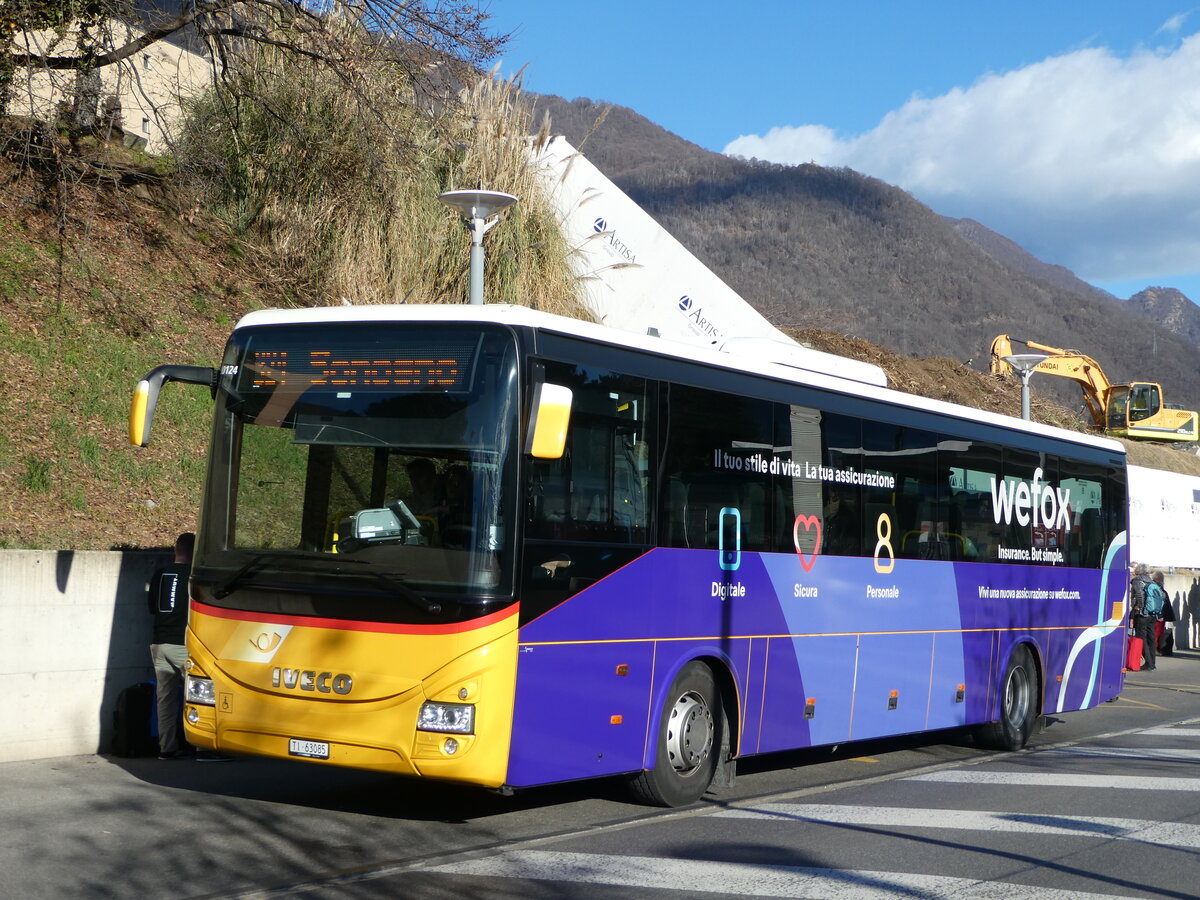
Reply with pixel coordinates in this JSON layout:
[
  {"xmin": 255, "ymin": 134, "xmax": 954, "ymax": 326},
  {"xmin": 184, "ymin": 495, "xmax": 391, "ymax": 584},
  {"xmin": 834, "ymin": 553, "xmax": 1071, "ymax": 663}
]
[
  {"xmin": 417, "ymin": 701, "xmax": 475, "ymax": 734},
  {"xmin": 186, "ymin": 674, "xmax": 216, "ymax": 706}
]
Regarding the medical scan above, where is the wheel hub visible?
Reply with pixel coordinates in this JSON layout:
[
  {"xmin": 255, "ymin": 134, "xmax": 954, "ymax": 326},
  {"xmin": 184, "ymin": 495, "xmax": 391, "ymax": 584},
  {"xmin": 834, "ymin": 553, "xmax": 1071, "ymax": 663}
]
[
  {"xmin": 1004, "ymin": 665, "xmax": 1030, "ymax": 726},
  {"xmin": 665, "ymin": 690, "xmax": 714, "ymax": 773}
]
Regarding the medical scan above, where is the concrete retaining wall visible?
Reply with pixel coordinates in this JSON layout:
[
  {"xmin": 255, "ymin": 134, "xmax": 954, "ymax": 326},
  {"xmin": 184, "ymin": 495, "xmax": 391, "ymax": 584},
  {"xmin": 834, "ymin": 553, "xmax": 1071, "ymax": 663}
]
[
  {"xmin": 1162, "ymin": 571, "xmax": 1200, "ymax": 654},
  {"xmin": 1, "ymin": 550, "xmax": 169, "ymax": 763}
]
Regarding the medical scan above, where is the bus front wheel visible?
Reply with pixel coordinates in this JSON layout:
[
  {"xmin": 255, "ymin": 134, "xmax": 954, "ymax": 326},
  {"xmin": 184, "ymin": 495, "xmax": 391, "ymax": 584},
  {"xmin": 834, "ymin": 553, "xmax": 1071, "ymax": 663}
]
[
  {"xmin": 629, "ymin": 661, "xmax": 720, "ymax": 807},
  {"xmin": 975, "ymin": 645, "xmax": 1038, "ymax": 751}
]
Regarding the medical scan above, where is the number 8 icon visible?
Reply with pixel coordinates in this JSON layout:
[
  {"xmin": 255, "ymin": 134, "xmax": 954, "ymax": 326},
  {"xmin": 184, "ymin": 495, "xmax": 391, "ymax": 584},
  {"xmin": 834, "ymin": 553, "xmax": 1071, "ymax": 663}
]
[{"xmin": 874, "ymin": 512, "xmax": 895, "ymax": 574}]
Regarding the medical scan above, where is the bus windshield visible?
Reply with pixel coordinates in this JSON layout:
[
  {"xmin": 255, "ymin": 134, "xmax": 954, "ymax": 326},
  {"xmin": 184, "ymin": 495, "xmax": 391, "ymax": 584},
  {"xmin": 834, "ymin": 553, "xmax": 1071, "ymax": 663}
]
[{"xmin": 193, "ymin": 321, "xmax": 521, "ymax": 623}]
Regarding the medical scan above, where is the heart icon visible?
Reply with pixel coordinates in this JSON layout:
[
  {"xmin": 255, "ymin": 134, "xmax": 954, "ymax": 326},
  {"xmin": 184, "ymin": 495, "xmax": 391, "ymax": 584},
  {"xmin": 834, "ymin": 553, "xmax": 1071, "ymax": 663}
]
[{"xmin": 793, "ymin": 514, "xmax": 822, "ymax": 572}]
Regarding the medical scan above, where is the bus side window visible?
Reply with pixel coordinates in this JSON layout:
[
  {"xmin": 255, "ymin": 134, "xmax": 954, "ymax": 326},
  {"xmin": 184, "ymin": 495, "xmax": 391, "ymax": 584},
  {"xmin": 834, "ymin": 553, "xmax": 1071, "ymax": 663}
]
[
  {"xmin": 527, "ymin": 361, "xmax": 649, "ymax": 544},
  {"xmin": 662, "ymin": 384, "xmax": 776, "ymax": 552}
]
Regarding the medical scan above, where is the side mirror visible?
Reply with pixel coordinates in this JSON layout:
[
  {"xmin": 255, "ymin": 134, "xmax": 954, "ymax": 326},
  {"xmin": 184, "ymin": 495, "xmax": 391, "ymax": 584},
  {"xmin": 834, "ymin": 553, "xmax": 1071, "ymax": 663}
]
[
  {"xmin": 130, "ymin": 365, "xmax": 216, "ymax": 447},
  {"xmin": 526, "ymin": 383, "xmax": 573, "ymax": 459}
]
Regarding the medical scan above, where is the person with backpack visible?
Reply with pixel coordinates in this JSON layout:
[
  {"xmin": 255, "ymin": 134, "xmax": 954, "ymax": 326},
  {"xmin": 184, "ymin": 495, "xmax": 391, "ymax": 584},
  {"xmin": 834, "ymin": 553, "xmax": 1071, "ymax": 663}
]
[
  {"xmin": 1132, "ymin": 564, "xmax": 1164, "ymax": 671},
  {"xmin": 1153, "ymin": 571, "xmax": 1175, "ymax": 657},
  {"xmin": 149, "ymin": 533, "xmax": 195, "ymax": 758}
]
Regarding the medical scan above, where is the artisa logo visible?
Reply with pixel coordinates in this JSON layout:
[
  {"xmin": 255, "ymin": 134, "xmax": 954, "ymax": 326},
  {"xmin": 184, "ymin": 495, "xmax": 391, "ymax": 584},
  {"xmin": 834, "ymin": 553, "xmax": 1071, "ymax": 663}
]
[
  {"xmin": 990, "ymin": 467, "xmax": 1071, "ymax": 528},
  {"xmin": 593, "ymin": 217, "xmax": 637, "ymax": 263},
  {"xmin": 677, "ymin": 295, "xmax": 722, "ymax": 340}
]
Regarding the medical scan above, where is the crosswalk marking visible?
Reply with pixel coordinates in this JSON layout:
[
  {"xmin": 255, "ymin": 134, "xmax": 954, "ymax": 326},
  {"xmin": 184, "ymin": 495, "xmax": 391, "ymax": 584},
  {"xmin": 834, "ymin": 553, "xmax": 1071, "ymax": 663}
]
[
  {"xmin": 1035, "ymin": 745, "xmax": 1200, "ymax": 762},
  {"xmin": 713, "ymin": 803, "xmax": 1200, "ymax": 846},
  {"xmin": 424, "ymin": 850, "xmax": 1144, "ymax": 899},
  {"xmin": 417, "ymin": 724, "xmax": 1199, "ymax": 898},
  {"xmin": 909, "ymin": 771, "xmax": 1200, "ymax": 791}
]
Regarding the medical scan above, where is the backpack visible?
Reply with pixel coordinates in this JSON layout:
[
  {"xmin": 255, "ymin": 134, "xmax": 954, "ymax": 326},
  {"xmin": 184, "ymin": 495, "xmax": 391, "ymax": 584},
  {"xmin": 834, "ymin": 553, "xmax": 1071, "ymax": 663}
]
[
  {"xmin": 112, "ymin": 682, "xmax": 158, "ymax": 758},
  {"xmin": 1142, "ymin": 581, "xmax": 1165, "ymax": 618}
]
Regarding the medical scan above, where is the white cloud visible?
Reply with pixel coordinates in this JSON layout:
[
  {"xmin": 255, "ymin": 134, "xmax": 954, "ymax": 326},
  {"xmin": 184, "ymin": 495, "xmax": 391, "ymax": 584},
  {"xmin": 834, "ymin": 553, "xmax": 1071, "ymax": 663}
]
[
  {"xmin": 1158, "ymin": 11, "xmax": 1191, "ymax": 34},
  {"xmin": 723, "ymin": 36, "xmax": 1200, "ymax": 286}
]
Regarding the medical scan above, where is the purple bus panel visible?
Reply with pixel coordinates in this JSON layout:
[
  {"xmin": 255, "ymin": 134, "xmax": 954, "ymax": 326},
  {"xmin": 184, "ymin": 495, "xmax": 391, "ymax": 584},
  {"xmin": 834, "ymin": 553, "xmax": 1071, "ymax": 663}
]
[{"xmin": 506, "ymin": 537, "xmax": 1128, "ymax": 789}]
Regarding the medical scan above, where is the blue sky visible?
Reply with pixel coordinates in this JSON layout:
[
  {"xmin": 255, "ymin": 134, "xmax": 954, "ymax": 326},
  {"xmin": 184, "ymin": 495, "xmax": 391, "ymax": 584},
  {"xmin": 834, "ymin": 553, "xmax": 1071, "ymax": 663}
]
[{"xmin": 488, "ymin": 2, "xmax": 1200, "ymax": 303}]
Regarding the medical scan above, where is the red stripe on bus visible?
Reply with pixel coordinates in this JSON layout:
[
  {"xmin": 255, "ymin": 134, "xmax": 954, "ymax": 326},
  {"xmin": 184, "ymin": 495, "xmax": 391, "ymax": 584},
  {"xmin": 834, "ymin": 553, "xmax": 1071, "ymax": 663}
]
[{"xmin": 190, "ymin": 600, "xmax": 517, "ymax": 635}]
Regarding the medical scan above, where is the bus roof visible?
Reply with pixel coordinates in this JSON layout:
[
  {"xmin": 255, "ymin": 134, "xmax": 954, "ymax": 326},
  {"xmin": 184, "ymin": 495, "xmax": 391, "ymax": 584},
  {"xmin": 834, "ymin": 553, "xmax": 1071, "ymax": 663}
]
[{"xmin": 233, "ymin": 304, "xmax": 1126, "ymax": 457}]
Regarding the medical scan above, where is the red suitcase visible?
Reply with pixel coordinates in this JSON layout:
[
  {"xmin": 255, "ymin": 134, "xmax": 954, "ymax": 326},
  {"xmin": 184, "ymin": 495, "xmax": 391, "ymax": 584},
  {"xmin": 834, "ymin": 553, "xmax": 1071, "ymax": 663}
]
[{"xmin": 1126, "ymin": 637, "xmax": 1143, "ymax": 672}]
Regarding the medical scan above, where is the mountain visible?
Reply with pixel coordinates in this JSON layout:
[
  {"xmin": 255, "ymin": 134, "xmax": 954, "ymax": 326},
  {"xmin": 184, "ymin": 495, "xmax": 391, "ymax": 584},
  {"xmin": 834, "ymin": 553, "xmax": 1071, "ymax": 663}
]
[
  {"xmin": 1128, "ymin": 287, "xmax": 1200, "ymax": 350},
  {"xmin": 945, "ymin": 217, "xmax": 1120, "ymax": 309},
  {"xmin": 529, "ymin": 94, "xmax": 1200, "ymax": 414}
]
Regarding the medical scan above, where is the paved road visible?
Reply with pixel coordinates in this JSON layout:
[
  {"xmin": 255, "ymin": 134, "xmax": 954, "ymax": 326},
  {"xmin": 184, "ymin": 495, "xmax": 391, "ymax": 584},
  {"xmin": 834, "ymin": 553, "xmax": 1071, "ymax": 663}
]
[{"xmin": 3, "ymin": 652, "xmax": 1198, "ymax": 898}]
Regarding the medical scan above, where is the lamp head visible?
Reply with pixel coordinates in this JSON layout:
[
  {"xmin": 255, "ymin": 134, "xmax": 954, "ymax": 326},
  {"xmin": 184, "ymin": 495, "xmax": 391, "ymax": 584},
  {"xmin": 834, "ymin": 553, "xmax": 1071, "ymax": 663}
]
[
  {"xmin": 1003, "ymin": 353, "xmax": 1049, "ymax": 375},
  {"xmin": 438, "ymin": 190, "xmax": 517, "ymax": 221}
]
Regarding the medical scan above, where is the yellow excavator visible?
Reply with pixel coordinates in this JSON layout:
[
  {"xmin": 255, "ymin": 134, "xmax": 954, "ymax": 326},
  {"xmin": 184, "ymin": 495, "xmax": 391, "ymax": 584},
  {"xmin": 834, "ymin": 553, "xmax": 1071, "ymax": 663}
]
[{"xmin": 990, "ymin": 335, "xmax": 1199, "ymax": 442}]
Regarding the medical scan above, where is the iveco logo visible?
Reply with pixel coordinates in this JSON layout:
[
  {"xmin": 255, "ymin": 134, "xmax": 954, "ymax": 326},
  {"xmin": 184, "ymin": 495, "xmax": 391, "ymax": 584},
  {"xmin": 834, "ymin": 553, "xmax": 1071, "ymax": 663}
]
[
  {"xmin": 593, "ymin": 217, "xmax": 607, "ymax": 233},
  {"xmin": 271, "ymin": 667, "xmax": 353, "ymax": 694},
  {"xmin": 678, "ymin": 295, "xmax": 692, "ymax": 312}
]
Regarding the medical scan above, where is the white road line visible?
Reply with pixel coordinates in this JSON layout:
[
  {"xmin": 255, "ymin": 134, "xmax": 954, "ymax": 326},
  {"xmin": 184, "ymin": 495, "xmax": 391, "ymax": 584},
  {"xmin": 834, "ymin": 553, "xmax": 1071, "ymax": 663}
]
[
  {"xmin": 1142, "ymin": 727, "xmax": 1200, "ymax": 737},
  {"xmin": 423, "ymin": 850, "xmax": 1144, "ymax": 899},
  {"xmin": 909, "ymin": 771, "xmax": 1200, "ymax": 791},
  {"xmin": 713, "ymin": 803, "xmax": 1200, "ymax": 847},
  {"xmin": 1035, "ymin": 746, "xmax": 1200, "ymax": 762}
]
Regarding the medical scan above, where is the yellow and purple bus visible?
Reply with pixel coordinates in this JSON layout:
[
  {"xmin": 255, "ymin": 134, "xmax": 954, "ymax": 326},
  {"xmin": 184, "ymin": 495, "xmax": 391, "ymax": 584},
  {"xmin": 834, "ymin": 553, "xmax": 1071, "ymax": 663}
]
[{"xmin": 130, "ymin": 304, "xmax": 1129, "ymax": 806}]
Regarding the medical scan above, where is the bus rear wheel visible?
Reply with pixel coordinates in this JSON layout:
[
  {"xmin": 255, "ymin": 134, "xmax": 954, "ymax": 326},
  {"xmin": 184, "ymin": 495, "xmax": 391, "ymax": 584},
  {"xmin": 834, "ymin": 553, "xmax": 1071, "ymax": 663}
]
[
  {"xmin": 629, "ymin": 661, "xmax": 720, "ymax": 807},
  {"xmin": 975, "ymin": 645, "xmax": 1038, "ymax": 751}
]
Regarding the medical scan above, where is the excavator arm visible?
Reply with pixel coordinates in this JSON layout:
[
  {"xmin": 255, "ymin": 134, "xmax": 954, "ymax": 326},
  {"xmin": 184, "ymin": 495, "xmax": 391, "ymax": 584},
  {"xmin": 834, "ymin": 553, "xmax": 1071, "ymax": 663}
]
[
  {"xmin": 989, "ymin": 335, "xmax": 1111, "ymax": 428},
  {"xmin": 989, "ymin": 334, "xmax": 1198, "ymax": 441}
]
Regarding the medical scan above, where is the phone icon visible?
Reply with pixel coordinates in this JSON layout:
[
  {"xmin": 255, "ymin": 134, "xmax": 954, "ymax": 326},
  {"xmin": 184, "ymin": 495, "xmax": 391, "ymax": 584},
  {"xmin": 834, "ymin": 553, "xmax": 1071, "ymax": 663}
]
[{"xmin": 719, "ymin": 507, "xmax": 741, "ymax": 571}]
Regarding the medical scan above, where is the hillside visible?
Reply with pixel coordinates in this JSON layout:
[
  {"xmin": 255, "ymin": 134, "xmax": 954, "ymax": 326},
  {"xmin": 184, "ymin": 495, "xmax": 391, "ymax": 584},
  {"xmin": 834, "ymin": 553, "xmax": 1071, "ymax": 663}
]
[
  {"xmin": 792, "ymin": 328, "xmax": 1200, "ymax": 477},
  {"xmin": 529, "ymin": 95, "xmax": 1200, "ymax": 418},
  {"xmin": 3, "ymin": 114, "xmax": 1200, "ymax": 551},
  {"xmin": 0, "ymin": 132, "xmax": 288, "ymax": 550}
]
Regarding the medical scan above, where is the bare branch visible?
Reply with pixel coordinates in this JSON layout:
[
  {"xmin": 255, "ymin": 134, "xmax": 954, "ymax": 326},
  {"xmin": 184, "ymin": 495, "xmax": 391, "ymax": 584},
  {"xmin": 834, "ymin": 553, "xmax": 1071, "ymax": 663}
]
[{"xmin": 7, "ymin": 9, "xmax": 202, "ymax": 70}]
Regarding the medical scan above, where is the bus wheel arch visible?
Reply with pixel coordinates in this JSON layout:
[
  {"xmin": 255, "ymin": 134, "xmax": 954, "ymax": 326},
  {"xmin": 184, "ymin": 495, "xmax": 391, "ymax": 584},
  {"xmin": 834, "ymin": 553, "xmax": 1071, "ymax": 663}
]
[
  {"xmin": 628, "ymin": 657, "xmax": 733, "ymax": 807},
  {"xmin": 975, "ymin": 642, "xmax": 1042, "ymax": 751}
]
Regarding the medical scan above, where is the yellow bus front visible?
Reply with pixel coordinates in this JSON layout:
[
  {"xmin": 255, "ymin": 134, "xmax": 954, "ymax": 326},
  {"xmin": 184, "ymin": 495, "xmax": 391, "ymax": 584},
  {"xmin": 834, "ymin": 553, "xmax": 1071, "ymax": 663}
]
[
  {"xmin": 183, "ymin": 603, "xmax": 519, "ymax": 785},
  {"xmin": 179, "ymin": 312, "xmax": 527, "ymax": 787}
]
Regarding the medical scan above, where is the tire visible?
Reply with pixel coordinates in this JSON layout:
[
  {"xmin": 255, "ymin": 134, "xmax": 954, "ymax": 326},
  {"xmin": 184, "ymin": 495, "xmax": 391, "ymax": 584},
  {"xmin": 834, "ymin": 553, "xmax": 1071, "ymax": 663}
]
[
  {"xmin": 975, "ymin": 645, "xmax": 1038, "ymax": 751},
  {"xmin": 628, "ymin": 662, "xmax": 721, "ymax": 807}
]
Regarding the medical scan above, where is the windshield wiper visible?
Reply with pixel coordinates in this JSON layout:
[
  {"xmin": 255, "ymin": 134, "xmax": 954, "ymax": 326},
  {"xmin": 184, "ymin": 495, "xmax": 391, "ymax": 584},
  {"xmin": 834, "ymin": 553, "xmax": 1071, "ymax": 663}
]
[
  {"xmin": 212, "ymin": 551, "xmax": 366, "ymax": 599},
  {"xmin": 369, "ymin": 572, "xmax": 442, "ymax": 616}
]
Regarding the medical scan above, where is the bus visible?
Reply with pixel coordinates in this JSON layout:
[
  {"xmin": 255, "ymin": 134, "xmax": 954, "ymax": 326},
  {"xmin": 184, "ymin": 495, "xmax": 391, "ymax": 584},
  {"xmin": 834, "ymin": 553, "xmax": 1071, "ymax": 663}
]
[{"xmin": 130, "ymin": 304, "xmax": 1130, "ymax": 806}]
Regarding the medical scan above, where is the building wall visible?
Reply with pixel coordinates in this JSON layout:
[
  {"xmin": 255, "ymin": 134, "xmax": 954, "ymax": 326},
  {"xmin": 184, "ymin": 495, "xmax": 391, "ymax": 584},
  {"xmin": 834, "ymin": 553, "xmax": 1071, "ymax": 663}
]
[
  {"xmin": 9, "ymin": 20, "xmax": 209, "ymax": 153},
  {"xmin": 1128, "ymin": 464, "xmax": 1200, "ymax": 571}
]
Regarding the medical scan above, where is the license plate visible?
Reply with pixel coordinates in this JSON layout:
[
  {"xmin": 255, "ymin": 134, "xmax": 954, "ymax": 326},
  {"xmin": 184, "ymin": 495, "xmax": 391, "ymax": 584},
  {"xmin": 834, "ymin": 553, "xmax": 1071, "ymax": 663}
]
[{"xmin": 288, "ymin": 738, "xmax": 330, "ymax": 759}]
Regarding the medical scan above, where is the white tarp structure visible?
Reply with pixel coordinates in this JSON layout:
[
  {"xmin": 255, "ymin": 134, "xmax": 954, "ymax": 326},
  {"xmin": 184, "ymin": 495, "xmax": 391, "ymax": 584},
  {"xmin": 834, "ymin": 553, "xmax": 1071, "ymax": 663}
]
[
  {"xmin": 531, "ymin": 136, "xmax": 887, "ymax": 388},
  {"xmin": 1128, "ymin": 464, "xmax": 1200, "ymax": 570}
]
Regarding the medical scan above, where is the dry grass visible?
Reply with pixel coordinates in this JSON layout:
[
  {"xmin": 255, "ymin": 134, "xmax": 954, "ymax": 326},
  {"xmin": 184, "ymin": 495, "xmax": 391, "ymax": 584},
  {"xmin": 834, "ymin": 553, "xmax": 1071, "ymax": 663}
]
[{"xmin": 178, "ymin": 31, "xmax": 587, "ymax": 317}]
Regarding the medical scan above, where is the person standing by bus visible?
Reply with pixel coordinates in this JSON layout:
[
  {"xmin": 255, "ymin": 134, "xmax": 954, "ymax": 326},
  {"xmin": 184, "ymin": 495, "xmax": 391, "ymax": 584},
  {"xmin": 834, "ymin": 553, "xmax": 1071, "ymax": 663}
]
[
  {"xmin": 1130, "ymin": 563, "xmax": 1157, "ymax": 671},
  {"xmin": 1152, "ymin": 570, "xmax": 1174, "ymax": 657},
  {"xmin": 148, "ymin": 532, "xmax": 194, "ymax": 759}
]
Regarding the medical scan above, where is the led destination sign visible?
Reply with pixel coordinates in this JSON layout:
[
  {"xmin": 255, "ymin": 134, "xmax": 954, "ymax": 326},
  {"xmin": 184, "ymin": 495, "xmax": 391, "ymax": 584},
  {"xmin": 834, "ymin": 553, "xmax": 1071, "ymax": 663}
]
[{"xmin": 243, "ymin": 344, "xmax": 474, "ymax": 391}]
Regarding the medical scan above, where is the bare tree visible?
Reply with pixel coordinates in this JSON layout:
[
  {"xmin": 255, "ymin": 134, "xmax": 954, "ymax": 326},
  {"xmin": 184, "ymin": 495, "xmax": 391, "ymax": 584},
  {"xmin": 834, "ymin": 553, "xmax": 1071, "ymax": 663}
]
[{"xmin": 2, "ymin": 0, "xmax": 506, "ymax": 122}]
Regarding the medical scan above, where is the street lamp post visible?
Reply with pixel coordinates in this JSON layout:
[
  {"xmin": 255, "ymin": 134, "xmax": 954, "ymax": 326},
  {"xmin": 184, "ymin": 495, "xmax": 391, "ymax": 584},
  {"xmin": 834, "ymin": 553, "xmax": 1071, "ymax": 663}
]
[
  {"xmin": 437, "ymin": 190, "xmax": 518, "ymax": 305},
  {"xmin": 1003, "ymin": 353, "xmax": 1049, "ymax": 421}
]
